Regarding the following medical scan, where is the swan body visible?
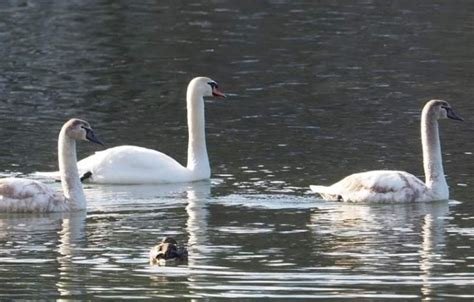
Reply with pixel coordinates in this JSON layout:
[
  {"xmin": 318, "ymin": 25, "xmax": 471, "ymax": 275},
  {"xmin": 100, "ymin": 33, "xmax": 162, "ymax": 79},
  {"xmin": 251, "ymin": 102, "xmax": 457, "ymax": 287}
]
[
  {"xmin": 77, "ymin": 145, "xmax": 193, "ymax": 184},
  {"xmin": 310, "ymin": 170, "xmax": 430, "ymax": 203},
  {"xmin": 51, "ymin": 77, "xmax": 225, "ymax": 184},
  {"xmin": 0, "ymin": 119, "xmax": 103, "ymax": 213},
  {"xmin": 310, "ymin": 100, "xmax": 463, "ymax": 203},
  {"xmin": 0, "ymin": 178, "xmax": 66, "ymax": 212}
]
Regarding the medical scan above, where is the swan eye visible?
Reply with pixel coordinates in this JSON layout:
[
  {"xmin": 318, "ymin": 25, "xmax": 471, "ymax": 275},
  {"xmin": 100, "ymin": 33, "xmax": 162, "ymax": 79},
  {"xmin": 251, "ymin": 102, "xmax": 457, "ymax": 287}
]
[{"xmin": 208, "ymin": 82, "xmax": 218, "ymax": 89}]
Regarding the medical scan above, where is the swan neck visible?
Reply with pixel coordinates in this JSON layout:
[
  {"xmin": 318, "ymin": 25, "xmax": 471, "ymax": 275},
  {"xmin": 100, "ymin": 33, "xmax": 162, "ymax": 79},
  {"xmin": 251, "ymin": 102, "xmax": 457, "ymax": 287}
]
[
  {"xmin": 186, "ymin": 84, "xmax": 210, "ymax": 177},
  {"xmin": 421, "ymin": 108, "xmax": 448, "ymax": 196},
  {"xmin": 58, "ymin": 129, "xmax": 86, "ymax": 210}
]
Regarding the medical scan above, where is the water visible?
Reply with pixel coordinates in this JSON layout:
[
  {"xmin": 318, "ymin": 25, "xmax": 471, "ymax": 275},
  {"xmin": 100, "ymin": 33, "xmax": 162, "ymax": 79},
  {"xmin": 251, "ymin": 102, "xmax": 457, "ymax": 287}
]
[{"xmin": 1, "ymin": 0, "xmax": 474, "ymax": 300}]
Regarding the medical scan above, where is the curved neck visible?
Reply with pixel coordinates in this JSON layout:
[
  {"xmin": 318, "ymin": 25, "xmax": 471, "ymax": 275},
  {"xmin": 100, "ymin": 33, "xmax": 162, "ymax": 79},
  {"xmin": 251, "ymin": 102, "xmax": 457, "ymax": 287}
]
[
  {"xmin": 421, "ymin": 109, "xmax": 448, "ymax": 196},
  {"xmin": 58, "ymin": 129, "xmax": 86, "ymax": 210},
  {"xmin": 186, "ymin": 84, "xmax": 210, "ymax": 177}
]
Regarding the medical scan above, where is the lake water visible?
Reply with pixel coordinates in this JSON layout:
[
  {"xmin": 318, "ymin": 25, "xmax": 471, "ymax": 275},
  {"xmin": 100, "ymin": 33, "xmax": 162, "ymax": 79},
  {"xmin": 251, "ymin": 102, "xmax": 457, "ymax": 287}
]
[{"xmin": 0, "ymin": 0, "xmax": 473, "ymax": 300}]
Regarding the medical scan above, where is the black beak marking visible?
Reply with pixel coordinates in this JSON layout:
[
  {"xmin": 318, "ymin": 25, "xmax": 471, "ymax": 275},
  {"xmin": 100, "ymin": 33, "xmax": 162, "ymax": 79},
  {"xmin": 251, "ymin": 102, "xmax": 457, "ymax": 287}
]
[
  {"xmin": 85, "ymin": 128, "xmax": 105, "ymax": 146},
  {"xmin": 445, "ymin": 107, "xmax": 464, "ymax": 121}
]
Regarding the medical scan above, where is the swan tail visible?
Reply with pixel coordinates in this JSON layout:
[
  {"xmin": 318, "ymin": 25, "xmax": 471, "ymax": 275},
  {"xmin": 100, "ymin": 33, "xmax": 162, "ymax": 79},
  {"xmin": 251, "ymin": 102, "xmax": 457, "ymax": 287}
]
[{"xmin": 309, "ymin": 185, "xmax": 342, "ymax": 201}]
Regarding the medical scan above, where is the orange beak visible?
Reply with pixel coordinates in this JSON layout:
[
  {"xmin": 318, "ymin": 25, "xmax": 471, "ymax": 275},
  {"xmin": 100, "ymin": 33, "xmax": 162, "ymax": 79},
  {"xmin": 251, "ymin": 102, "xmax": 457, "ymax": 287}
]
[{"xmin": 212, "ymin": 87, "xmax": 226, "ymax": 98}]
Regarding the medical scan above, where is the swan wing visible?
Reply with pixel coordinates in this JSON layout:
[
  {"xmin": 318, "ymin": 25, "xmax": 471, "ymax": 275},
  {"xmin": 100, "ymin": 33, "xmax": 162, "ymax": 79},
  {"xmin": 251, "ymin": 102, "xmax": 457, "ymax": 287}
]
[
  {"xmin": 77, "ymin": 145, "xmax": 190, "ymax": 184},
  {"xmin": 311, "ymin": 170, "xmax": 428, "ymax": 203},
  {"xmin": 0, "ymin": 178, "xmax": 65, "ymax": 212}
]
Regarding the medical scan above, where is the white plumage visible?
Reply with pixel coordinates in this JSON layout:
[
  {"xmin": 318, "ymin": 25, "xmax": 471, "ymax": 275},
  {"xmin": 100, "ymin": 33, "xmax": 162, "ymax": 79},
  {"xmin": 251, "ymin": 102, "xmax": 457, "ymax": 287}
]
[
  {"xmin": 77, "ymin": 145, "xmax": 190, "ymax": 184},
  {"xmin": 310, "ymin": 100, "xmax": 463, "ymax": 203},
  {"xmin": 37, "ymin": 77, "xmax": 226, "ymax": 184}
]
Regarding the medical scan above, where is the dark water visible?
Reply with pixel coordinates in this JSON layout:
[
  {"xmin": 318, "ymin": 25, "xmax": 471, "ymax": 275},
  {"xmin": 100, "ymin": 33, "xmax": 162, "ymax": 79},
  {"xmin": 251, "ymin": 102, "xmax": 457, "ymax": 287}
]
[{"xmin": 1, "ymin": 0, "xmax": 473, "ymax": 300}]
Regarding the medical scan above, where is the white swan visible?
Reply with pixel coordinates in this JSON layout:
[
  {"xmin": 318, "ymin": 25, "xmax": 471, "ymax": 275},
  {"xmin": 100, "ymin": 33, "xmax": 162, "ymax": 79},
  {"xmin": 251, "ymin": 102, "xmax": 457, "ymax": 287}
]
[
  {"xmin": 0, "ymin": 119, "xmax": 103, "ymax": 212},
  {"xmin": 69, "ymin": 76, "xmax": 224, "ymax": 184},
  {"xmin": 310, "ymin": 100, "xmax": 463, "ymax": 203}
]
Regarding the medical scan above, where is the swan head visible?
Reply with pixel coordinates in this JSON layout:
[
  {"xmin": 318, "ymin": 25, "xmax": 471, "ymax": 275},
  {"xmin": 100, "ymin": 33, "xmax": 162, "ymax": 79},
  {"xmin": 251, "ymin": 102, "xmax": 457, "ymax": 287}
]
[
  {"xmin": 63, "ymin": 118, "xmax": 105, "ymax": 145},
  {"xmin": 189, "ymin": 76, "xmax": 226, "ymax": 98},
  {"xmin": 425, "ymin": 99, "xmax": 463, "ymax": 122}
]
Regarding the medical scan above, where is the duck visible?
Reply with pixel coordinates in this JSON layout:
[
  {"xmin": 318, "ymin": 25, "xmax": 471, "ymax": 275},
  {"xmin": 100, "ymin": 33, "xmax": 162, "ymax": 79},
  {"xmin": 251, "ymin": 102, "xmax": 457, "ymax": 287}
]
[
  {"xmin": 149, "ymin": 237, "xmax": 188, "ymax": 265},
  {"xmin": 41, "ymin": 77, "xmax": 226, "ymax": 184},
  {"xmin": 0, "ymin": 119, "xmax": 103, "ymax": 212},
  {"xmin": 310, "ymin": 99, "xmax": 463, "ymax": 203}
]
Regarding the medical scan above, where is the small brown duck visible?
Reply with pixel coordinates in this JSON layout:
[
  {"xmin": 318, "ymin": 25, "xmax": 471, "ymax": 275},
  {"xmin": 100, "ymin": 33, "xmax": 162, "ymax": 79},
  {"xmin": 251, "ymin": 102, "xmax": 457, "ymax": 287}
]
[{"xmin": 149, "ymin": 237, "xmax": 188, "ymax": 265}]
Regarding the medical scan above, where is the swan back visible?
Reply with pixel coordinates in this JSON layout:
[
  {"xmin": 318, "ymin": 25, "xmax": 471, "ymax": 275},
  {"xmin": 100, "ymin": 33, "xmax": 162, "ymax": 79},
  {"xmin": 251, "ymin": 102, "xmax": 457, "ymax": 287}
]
[
  {"xmin": 311, "ymin": 170, "xmax": 430, "ymax": 203},
  {"xmin": 0, "ymin": 178, "xmax": 66, "ymax": 212},
  {"xmin": 77, "ymin": 146, "xmax": 192, "ymax": 184}
]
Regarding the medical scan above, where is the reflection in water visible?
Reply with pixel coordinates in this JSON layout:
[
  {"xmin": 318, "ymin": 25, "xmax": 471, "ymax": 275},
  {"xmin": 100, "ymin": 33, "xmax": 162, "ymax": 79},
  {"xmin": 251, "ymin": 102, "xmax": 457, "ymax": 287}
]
[
  {"xmin": 0, "ymin": 212, "xmax": 87, "ymax": 299},
  {"xmin": 419, "ymin": 202, "xmax": 448, "ymax": 301},
  {"xmin": 310, "ymin": 201, "xmax": 449, "ymax": 299},
  {"xmin": 185, "ymin": 182, "xmax": 211, "ymax": 299},
  {"xmin": 185, "ymin": 182, "xmax": 211, "ymax": 267},
  {"xmin": 56, "ymin": 211, "xmax": 87, "ymax": 298},
  {"xmin": 144, "ymin": 181, "xmax": 211, "ymax": 296},
  {"xmin": 85, "ymin": 182, "xmax": 210, "ymax": 200}
]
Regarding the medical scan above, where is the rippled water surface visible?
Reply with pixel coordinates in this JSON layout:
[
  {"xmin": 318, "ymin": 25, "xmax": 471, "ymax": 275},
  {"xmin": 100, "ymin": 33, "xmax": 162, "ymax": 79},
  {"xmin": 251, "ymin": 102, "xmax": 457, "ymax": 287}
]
[{"xmin": 1, "ymin": 0, "xmax": 474, "ymax": 300}]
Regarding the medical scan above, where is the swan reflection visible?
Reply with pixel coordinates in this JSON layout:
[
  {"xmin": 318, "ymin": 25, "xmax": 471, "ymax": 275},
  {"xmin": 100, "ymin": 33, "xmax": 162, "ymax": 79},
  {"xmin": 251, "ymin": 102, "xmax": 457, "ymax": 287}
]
[
  {"xmin": 56, "ymin": 211, "xmax": 87, "ymax": 298},
  {"xmin": 185, "ymin": 182, "xmax": 211, "ymax": 267},
  {"xmin": 309, "ymin": 201, "xmax": 449, "ymax": 298}
]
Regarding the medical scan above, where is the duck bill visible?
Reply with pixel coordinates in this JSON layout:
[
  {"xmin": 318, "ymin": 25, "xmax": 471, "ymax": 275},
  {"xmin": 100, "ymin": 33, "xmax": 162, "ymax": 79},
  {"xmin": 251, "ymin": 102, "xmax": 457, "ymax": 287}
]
[{"xmin": 212, "ymin": 87, "xmax": 226, "ymax": 98}]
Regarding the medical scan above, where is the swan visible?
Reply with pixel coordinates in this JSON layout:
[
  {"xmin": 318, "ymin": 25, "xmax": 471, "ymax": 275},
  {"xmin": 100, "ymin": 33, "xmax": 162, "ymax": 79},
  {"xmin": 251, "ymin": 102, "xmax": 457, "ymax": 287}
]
[
  {"xmin": 0, "ymin": 119, "xmax": 104, "ymax": 212},
  {"xmin": 46, "ymin": 77, "xmax": 225, "ymax": 184},
  {"xmin": 310, "ymin": 99, "xmax": 463, "ymax": 203}
]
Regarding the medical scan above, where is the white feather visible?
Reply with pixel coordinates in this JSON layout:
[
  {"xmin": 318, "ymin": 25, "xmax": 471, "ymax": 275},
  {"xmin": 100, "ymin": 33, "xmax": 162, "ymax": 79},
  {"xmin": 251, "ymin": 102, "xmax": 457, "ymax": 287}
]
[
  {"xmin": 77, "ymin": 145, "xmax": 190, "ymax": 184},
  {"xmin": 36, "ymin": 77, "xmax": 225, "ymax": 185}
]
